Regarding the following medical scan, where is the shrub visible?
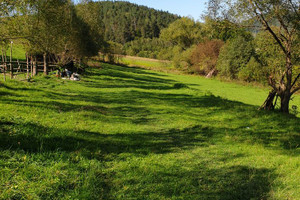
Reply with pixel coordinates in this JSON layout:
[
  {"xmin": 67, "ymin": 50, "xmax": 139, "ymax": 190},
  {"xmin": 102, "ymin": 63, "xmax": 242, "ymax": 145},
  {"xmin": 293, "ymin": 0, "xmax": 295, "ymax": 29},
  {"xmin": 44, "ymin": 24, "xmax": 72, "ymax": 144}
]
[
  {"xmin": 172, "ymin": 46, "xmax": 195, "ymax": 70},
  {"xmin": 216, "ymin": 36, "xmax": 254, "ymax": 79},
  {"xmin": 190, "ymin": 39, "xmax": 224, "ymax": 75},
  {"xmin": 238, "ymin": 57, "xmax": 264, "ymax": 82}
]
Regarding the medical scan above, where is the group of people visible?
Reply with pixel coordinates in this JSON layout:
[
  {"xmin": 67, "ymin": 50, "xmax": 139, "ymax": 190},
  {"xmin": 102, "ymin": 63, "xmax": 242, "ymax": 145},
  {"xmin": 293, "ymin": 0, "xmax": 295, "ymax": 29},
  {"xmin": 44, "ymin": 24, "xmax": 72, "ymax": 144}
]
[{"xmin": 57, "ymin": 69, "xmax": 80, "ymax": 81}]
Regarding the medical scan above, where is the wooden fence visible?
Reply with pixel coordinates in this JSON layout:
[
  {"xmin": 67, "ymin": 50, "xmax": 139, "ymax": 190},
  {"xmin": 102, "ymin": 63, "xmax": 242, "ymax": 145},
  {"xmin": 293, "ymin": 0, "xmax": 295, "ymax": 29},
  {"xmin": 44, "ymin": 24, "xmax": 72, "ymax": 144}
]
[{"xmin": 0, "ymin": 59, "xmax": 58, "ymax": 81}]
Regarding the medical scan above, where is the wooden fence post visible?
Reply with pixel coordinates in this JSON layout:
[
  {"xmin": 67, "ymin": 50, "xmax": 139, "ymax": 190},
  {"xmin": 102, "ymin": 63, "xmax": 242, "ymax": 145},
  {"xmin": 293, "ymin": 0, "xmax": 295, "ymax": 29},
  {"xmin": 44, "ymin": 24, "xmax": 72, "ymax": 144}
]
[
  {"xmin": 3, "ymin": 63, "xmax": 6, "ymax": 81},
  {"xmin": 33, "ymin": 56, "xmax": 37, "ymax": 76},
  {"xmin": 30, "ymin": 55, "xmax": 33, "ymax": 78},
  {"xmin": 43, "ymin": 53, "xmax": 48, "ymax": 75},
  {"xmin": 10, "ymin": 41, "xmax": 13, "ymax": 79},
  {"xmin": 26, "ymin": 53, "xmax": 29, "ymax": 79}
]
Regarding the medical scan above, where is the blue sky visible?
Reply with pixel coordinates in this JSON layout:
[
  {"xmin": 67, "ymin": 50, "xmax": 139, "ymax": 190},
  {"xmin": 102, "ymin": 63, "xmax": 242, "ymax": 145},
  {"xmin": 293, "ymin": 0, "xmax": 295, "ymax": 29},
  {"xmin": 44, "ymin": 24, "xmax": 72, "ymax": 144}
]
[{"xmin": 94, "ymin": 0, "xmax": 209, "ymax": 21}]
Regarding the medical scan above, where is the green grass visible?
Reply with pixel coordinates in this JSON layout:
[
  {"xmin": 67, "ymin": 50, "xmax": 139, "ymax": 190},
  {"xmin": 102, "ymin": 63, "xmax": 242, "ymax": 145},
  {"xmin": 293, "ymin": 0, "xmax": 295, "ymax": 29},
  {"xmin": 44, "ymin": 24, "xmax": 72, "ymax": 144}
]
[
  {"xmin": 0, "ymin": 62, "xmax": 299, "ymax": 199},
  {"xmin": 3, "ymin": 42, "xmax": 26, "ymax": 61},
  {"xmin": 118, "ymin": 56, "xmax": 174, "ymax": 70}
]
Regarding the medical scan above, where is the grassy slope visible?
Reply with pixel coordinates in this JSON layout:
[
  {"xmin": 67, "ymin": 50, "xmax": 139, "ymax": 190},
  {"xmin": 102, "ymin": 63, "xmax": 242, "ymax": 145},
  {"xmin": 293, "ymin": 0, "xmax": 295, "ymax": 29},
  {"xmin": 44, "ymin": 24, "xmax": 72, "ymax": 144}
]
[
  {"xmin": 0, "ymin": 62, "xmax": 299, "ymax": 200},
  {"xmin": 118, "ymin": 56, "xmax": 174, "ymax": 70},
  {"xmin": 3, "ymin": 43, "xmax": 26, "ymax": 61}
]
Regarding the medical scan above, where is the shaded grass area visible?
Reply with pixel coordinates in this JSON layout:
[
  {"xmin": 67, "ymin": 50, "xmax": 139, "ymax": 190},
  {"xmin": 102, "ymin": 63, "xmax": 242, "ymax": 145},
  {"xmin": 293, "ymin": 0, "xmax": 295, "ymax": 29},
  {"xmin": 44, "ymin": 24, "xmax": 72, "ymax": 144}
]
[{"xmin": 0, "ymin": 62, "xmax": 299, "ymax": 199}]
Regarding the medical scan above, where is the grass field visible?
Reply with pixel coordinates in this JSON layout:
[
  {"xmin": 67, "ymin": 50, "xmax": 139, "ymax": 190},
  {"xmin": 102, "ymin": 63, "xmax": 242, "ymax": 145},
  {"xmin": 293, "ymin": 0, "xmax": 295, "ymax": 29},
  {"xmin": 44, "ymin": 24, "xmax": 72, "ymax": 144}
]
[
  {"xmin": 117, "ymin": 55, "xmax": 174, "ymax": 70},
  {"xmin": 0, "ymin": 62, "xmax": 299, "ymax": 199},
  {"xmin": 2, "ymin": 42, "xmax": 26, "ymax": 61}
]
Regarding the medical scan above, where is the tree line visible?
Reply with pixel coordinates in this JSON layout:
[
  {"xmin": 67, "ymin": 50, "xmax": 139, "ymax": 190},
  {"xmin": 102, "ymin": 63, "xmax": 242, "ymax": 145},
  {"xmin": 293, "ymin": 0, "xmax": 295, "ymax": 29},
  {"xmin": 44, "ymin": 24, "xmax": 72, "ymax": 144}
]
[{"xmin": 1, "ymin": 0, "xmax": 102, "ymax": 66}]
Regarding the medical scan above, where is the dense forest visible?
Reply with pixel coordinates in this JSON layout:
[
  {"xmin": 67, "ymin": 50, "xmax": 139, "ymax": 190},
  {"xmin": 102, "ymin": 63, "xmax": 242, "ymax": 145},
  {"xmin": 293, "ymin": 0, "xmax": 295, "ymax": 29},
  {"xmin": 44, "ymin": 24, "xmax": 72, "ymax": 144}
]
[{"xmin": 77, "ymin": 1, "xmax": 180, "ymax": 44}]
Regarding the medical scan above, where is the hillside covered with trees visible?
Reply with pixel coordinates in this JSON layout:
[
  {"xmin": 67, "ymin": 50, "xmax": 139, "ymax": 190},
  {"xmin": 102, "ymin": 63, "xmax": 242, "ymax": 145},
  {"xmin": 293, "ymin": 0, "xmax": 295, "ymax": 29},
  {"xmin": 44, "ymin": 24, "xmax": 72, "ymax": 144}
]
[{"xmin": 76, "ymin": 1, "xmax": 180, "ymax": 44}]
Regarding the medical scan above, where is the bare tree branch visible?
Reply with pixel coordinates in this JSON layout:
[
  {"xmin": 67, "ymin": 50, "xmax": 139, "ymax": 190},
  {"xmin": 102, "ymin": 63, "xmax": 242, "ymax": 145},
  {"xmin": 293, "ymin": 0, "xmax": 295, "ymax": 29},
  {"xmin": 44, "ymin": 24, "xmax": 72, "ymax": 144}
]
[
  {"xmin": 249, "ymin": 0, "xmax": 288, "ymax": 55},
  {"xmin": 291, "ymin": 87, "xmax": 300, "ymax": 95},
  {"xmin": 291, "ymin": 73, "xmax": 300, "ymax": 88},
  {"xmin": 287, "ymin": 0, "xmax": 300, "ymax": 19}
]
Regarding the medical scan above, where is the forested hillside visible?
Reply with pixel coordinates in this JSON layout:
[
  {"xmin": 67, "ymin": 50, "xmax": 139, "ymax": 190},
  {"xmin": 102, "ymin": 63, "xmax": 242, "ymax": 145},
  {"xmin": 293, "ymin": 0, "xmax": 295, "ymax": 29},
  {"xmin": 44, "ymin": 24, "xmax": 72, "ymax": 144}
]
[{"xmin": 77, "ymin": 1, "xmax": 180, "ymax": 44}]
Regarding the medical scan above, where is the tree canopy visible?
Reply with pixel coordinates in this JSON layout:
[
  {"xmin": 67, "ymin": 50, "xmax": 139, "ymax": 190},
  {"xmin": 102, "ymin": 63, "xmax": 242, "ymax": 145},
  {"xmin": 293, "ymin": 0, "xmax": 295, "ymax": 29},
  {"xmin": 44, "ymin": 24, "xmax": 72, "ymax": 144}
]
[{"xmin": 208, "ymin": 0, "xmax": 300, "ymax": 113}]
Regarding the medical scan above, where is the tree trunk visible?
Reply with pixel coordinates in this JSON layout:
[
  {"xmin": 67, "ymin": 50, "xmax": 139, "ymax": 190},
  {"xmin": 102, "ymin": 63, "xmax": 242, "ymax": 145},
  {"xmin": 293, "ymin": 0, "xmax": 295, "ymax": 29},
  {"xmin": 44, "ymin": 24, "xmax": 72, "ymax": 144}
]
[
  {"xmin": 1, "ymin": 48, "xmax": 5, "ymax": 81},
  {"xmin": 4, "ymin": 48, "xmax": 7, "ymax": 81},
  {"xmin": 280, "ymin": 89, "xmax": 291, "ymax": 114},
  {"xmin": 43, "ymin": 53, "xmax": 48, "ymax": 75},
  {"xmin": 206, "ymin": 68, "xmax": 216, "ymax": 78},
  {"xmin": 26, "ymin": 53, "xmax": 29, "ymax": 80},
  {"xmin": 33, "ymin": 56, "xmax": 37, "ymax": 76},
  {"xmin": 1, "ymin": 48, "xmax": 4, "ymax": 63},
  {"xmin": 260, "ymin": 90, "xmax": 276, "ymax": 110},
  {"xmin": 279, "ymin": 51, "xmax": 293, "ymax": 113}
]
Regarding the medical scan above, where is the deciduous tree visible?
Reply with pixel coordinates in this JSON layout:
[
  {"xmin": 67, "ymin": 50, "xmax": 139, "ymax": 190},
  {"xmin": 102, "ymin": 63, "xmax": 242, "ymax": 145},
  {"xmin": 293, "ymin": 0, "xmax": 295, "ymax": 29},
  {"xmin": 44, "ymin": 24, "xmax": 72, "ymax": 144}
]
[{"xmin": 208, "ymin": 0, "xmax": 300, "ymax": 113}]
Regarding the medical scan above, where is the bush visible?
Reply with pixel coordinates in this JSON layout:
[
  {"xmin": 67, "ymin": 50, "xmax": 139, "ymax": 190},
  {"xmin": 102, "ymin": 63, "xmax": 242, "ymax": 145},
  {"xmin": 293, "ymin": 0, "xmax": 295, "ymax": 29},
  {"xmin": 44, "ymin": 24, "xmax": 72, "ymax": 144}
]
[
  {"xmin": 190, "ymin": 39, "xmax": 224, "ymax": 75},
  {"xmin": 172, "ymin": 46, "xmax": 195, "ymax": 70},
  {"xmin": 238, "ymin": 57, "xmax": 265, "ymax": 82},
  {"xmin": 124, "ymin": 38, "xmax": 172, "ymax": 59},
  {"xmin": 216, "ymin": 36, "xmax": 254, "ymax": 79}
]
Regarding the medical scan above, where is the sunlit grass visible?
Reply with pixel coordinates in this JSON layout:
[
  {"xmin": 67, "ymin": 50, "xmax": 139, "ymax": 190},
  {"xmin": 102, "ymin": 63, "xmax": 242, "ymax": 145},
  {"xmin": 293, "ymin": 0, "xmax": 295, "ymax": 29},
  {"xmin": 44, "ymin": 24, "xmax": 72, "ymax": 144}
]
[
  {"xmin": 0, "ymin": 62, "xmax": 299, "ymax": 199},
  {"xmin": 3, "ymin": 42, "xmax": 26, "ymax": 61},
  {"xmin": 118, "ymin": 56, "xmax": 174, "ymax": 70}
]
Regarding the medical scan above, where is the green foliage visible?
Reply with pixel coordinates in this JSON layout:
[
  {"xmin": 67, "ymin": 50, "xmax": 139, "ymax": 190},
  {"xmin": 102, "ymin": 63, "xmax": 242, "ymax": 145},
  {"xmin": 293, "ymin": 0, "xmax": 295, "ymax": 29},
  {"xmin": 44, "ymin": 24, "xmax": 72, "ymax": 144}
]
[
  {"xmin": 202, "ymin": 17, "xmax": 252, "ymax": 41},
  {"xmin": 124, "ymin": 38, "xmax": 172, "ymax": 59},
  {"xmin": 160, "ymin": 17, "xmax": 202, "ymax": 49},
  {"xmin": 0, "ymin": 63, "xmax": 299, "ymax": 199},
  {"xmin": 1, "ymin": 0, "xmax": 102, "ymax": 64},
  {"xmin": 217, "ymin": 36, "xmax": 255, "ymax": 79},
  {"xmin": 171, "ymin": 45, "xmax": 195, "ymax": 69},
  {"xmin": 254, "ymin": 30, "xmax": 286, "ymax": 80},
  {"xmin": 238, "ymin": 57, "xmax": 264, "ymax": 82}
]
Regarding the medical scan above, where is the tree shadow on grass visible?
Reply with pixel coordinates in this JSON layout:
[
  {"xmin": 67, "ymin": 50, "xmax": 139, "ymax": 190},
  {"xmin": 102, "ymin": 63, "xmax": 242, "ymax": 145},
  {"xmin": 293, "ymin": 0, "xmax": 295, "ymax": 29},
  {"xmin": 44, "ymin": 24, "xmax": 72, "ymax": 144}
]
[
  {"xmin": 1, "ymin": 64, "xmax": 299, "ymax": 155},
  {"xmin": 121, "ymin": 163, "xmax": 274, "ymax": 200},
  {"xmin": 1, "ymin": 87, "xmax": 299, "ymax": 155},
  {"xmin": 0, "ymin": 122, "xmax": 213, "ymax": 156},
  {"xmin": 87, "ymin": 61, "xmax": 168, "ymax": 77},
  {"xmin": 0, "ymin": 119, "xmax": 280, "ymax": 199},
  {"xmin": 82, "ymin": 63, "xmax": 178, "ymax": 90}
]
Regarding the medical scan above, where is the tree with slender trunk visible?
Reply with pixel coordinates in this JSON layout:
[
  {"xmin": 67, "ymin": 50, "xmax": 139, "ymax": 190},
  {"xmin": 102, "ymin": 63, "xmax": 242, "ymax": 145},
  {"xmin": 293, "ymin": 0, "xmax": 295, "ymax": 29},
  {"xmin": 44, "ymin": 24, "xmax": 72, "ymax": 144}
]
[{"xmin": 208, "ymin": 0, "xmax": 300, "ymax": 113}]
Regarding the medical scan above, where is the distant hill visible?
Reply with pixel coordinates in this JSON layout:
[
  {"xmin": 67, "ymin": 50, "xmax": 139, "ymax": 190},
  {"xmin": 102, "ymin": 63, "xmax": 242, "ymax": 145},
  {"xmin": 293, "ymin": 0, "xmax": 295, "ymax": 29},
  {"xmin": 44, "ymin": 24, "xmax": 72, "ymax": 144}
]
[{"xmin": 77, "ymin": 1, "xmax": 180, "ymax": 44}]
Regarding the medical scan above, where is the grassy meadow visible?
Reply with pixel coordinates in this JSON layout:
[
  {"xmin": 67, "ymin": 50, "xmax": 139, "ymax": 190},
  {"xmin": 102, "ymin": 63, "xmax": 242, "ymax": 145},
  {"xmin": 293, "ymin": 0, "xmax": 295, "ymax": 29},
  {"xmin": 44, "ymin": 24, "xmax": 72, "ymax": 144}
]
[
  {"xmin": 0, "ymin": 62, "xmax": 299, "ymax": 199},
  {"xmin": 117, "ymin": 56, "xmax": 174, "ymax": 70},
  {"xmin": 3, "ymin": 43, "xmax": 26, "ymax": 61}
]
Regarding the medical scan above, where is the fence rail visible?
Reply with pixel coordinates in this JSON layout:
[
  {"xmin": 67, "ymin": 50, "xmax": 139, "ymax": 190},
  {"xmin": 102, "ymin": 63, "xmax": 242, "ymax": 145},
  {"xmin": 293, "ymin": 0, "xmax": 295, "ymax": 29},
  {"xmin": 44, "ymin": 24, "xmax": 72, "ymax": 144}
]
[{"xmin": 0, "ymin": 59, "xmax": 58, "ymax": 80}]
